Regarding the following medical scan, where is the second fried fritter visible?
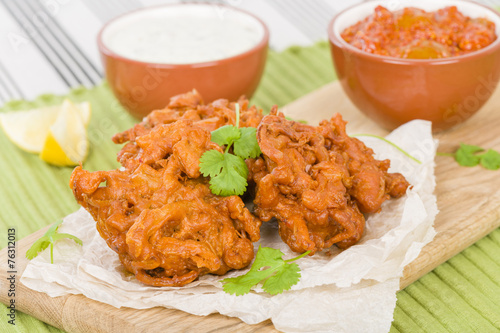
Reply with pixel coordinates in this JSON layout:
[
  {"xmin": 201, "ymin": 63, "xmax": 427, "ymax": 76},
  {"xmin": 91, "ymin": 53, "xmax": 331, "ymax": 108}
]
[{"xmin": 249, "ymin": 110, "xmax": 409, "ymax": 254}]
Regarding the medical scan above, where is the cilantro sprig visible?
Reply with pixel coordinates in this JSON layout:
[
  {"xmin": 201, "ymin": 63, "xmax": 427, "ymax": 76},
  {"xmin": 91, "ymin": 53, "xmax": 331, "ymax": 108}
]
[
  {"xmin": 438, "ymin": 143, "xmax": 500, "ymax": 170},
  {"xmin": 26, "ymin": 220, "xmax": 83, "ymax": 264},
  {"xmin": 199, "ymin": 104, "xmax": 261, "ymax": 196},
  {"xmin": 352, "ymin": 134, "xmax": 422, "ymax": 164},
  {"xmin": 221, "ymin": 246, "xmax": 310, "ymax": 296}
]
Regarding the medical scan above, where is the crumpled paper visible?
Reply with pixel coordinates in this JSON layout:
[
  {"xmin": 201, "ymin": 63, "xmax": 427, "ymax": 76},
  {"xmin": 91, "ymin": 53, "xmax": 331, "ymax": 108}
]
[{"xmin": 21, "ymin": 120, "xmax": 438, "ymax": 333}]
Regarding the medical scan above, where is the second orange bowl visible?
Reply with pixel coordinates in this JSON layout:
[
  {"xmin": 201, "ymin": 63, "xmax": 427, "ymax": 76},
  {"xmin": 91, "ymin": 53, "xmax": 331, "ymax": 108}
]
[{"xmin": 328, "ymin": 0, "xmax": 500, "ymax": 132}]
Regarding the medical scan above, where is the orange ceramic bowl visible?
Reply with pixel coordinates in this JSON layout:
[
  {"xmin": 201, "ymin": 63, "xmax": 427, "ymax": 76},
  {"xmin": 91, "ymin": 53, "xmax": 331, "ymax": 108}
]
[
  {"xmin": 98, "ymin": 4, "xmax": 269, "ymax": 119},
  {"xmin": 328, "ymin": 0, "xmax": 500, "ymax": 132}
]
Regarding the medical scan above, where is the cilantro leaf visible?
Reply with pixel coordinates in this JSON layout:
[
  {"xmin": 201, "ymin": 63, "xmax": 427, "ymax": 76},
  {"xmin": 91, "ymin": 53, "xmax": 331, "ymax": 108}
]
[
  {"xmin": 225, "ymin": 153, "xmax": 249, "ymax": 179},
  {"xmin": 199, "ymin": 103, "xmax": 262, "ymax": 197},
  {"xmin": 221, "ymin": 269, "xmax": 270, "ymax": 296},
  {"xmin": 479, "ymin": 149, "xmax": 500, "ymax": 170},
  {"xmin": 201, "ymin": 150, "xmax": 248, "ymax": 196},
  {"xmin": 199, "ymin": 150, "xmax": 225, "ymax": 177},
  {"xmin": 211, "ymin": 125, "xmax": 241, "ymax": 147},
  {"xmin": 455, "ymin": 143, "xmax": 484, "ymax": 167},
  {"xmin": 210, "ymin": 166, "xmax": 247, "ymax": 196},
  {"xmin": 25, "ymin": 238, "xmax": 51, "ymax": 260},
  {"xmin": 221, "ymin": 246, "xmax": 310, "ymax": 296},
  {"xmin": 26, "ymin": 220, "xmax": 63, "ymax": 261},
  {"xmin": 199, "ymin": 151, "xmax": 247, "ymax": 179},
  {"xmin": 234, "ymin": 127, "xmax": 262, "ymax": 159},
  {"xmin": 263, "ymin": 262, "xmax": 301, "ymax": 295},
  {"xmin": 439, "ymin": 143, "xmax": 500, "ymax": 171},
  {"xmin": 252, "ymin": 246, "xmax": 284, "ymax": 268},
  {"xmin": 26, "ymin": 220, "xmax": 83, "ymax": 264}
]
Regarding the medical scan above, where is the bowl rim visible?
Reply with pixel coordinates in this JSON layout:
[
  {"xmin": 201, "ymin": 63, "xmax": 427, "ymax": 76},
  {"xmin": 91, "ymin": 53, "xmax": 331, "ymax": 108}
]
[
  {"xmin": 327, "ymin": 0, "xmax": 500, "ymax": 65},
  {"xmin": 97, "ymin": 2, "xmax": 270, "ymax": 68}
]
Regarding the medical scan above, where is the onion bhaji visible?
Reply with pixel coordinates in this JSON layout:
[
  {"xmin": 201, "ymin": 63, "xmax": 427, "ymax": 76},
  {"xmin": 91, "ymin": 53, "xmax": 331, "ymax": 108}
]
[
  {"xmin": 70, "ymin": 89, "xmax": 410, "ymax": 287},
  {"xmin": 113, "ymin": 90, "xmax": 262, "ymax": 170},
  {"xmin": 247, "ymin": 108, "xmax": 409, "ymax": 254},
  {"xmin": 70, "ymin": 91, "xmax": 262, "ymax": 287}
]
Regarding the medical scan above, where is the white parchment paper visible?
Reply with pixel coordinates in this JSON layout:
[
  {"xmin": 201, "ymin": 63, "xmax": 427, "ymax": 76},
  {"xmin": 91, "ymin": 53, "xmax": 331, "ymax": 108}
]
[{"xmin": 21, "ymin": 120, "xmax": 438, "ymax": 333}]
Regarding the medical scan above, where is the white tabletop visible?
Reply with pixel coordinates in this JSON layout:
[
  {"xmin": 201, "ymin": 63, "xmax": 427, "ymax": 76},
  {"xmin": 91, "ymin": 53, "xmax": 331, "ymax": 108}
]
[{"xmin": 0, "ymin": 0, "xmax": 498, "ymax": 103}]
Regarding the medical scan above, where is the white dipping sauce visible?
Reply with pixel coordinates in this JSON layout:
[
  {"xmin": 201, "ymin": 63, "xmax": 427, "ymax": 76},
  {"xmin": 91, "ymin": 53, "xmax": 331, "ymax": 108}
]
[{"xmin": 101, "ymin": 5, "xmax": 265, "ymax": 64}]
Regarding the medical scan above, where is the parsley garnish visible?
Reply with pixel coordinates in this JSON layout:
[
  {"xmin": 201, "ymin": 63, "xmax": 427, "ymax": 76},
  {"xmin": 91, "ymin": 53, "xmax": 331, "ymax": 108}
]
[
  {"xmin": 26, "ymin": 220, "xmax": 83, "ymax": 264},
  {"xmin": 439, "ymin": 143, "xmax": 500, "ymax": 170},
  {"xmin": 221, "ymin": 246, "xmax": 310, "ymax": 296},
  {"xmin": 199, "ymin": 104, "xmax": 261, "ymax": 196}
]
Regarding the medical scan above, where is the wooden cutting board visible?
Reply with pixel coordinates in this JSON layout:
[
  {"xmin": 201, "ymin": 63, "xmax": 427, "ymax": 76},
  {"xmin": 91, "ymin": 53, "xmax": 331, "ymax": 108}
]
[{"xmin": 2, "ymin": 81, "xmax": 500, "ymax": 333}]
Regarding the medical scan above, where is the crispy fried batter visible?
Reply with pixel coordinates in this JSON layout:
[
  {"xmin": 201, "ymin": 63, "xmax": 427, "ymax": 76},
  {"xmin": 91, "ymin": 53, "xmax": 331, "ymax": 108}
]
[
  {"xmin": 112, "ymin": 89, "xmax": 262, "ymax": 144},
  {"xmin": 318, "ymin": 114, "xmax": 409, "ymax": 213},
  {"xmin": 250, "ymin": 110, "xmax": 409, "ymax": 254},
  {"xmin": 70, "ymin": 89, "xmax": 410, "ymax": 286},
  {"xmin": 113, "ymin": 89, "xmax": 263, "ymax": 170},
  {"xmin": 70, "ymin": 92, "xmax": 262, "ymax": 287}
]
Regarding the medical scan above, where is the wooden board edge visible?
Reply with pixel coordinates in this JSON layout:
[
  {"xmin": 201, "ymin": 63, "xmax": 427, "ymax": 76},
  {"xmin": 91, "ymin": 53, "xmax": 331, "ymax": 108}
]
[{"xmin": 400, "ymin": 217, "xmax": 500, "ymax": 288}]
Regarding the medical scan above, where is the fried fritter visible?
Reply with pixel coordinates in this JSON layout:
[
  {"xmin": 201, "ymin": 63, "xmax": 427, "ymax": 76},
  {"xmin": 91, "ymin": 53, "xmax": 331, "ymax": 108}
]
[
  {"xmin": 70, "ymin": 93, "xmax": 262, "ymax": 287},
  {"xmin": 70, "ymin": 89, "xmax": 410, "ymax": 286},
  {"xmin": 250, "ymin": 110, "xmax": 409, "ymax": 254},
  {"xmin": 112, "ymin": 89, "xmax": 262, "ymax": 144},
  {"xmin": 318, "ymin": 114, "xmax": 409, "ymax": 213},
  {"xmin": 113, "ymin": 89, "xmax": 262, "ymax": 170}
]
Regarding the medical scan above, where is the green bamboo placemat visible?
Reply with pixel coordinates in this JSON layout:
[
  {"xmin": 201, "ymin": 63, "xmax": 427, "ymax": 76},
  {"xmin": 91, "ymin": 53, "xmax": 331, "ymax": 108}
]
[{"xmin": 1, "ymin": 41, "xmax": 499, "ymax": 333}]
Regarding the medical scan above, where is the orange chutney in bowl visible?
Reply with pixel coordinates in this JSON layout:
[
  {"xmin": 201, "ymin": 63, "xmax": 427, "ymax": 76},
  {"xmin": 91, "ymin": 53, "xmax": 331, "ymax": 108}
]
[{"xmin": 341, "ymin": 5, "xmax": 497, "ymax": 59}]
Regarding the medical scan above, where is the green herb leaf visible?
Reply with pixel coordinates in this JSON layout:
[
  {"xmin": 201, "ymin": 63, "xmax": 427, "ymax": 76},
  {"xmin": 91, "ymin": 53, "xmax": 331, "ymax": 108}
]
[
  {"xmin": 26, "ymin": 220, "xmax": 83, "ymax": 264},
  {"xmin": 234, "ymin": 127, "xmax": 261, "ymax": 159},
  {"xmin": 455, "ymin": 143, "xmax": 484, "ymax": 167},
  {"xmin": 211, "ymin": 125, "xmax": 241, "ymax": 147},
  {"xmin": 25, "ymin": 238, "xmax": 51, "ymax": 260},
  {"xmin": 209, "ymin": 166, "xmax": 247, "ymax": 196},
  {"xmin": 439, "ymin": 143, "xmax": 500, "ymax": 170},
  {"xmin": 200, "ymin": 150, "xmax": 248, "ymax": 196},
  {"xmin": 221, "ymin": 246, "xmax": 310, "ymax": 296},
  {"xmin": 262, "ymin": 261, "xmax": 301, "ymax": 295},
  {"xmin": 199, "ymin": 103, "xmax": 262, "ymax": 197},
  {"xmin": 252, "ymin": 246, "xmax": 284, "ymax": 268},
  {"xmin": 221, "ymin": 269, "xmax": 270, "ymax": 296},
  {"xmin": 225, "ymin": 153, "xmax": 249, "ymax": 179},
  {"xmin": 199, "ymin": 150, "xmax": 226, "ymax": 178},
  {"xmin": 479, "ymin": 149, "xmax": 500, "ymax": 170},
  {"xmin": 47, "ymin": 219, "xmax": 63, "ymax": 236}
]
